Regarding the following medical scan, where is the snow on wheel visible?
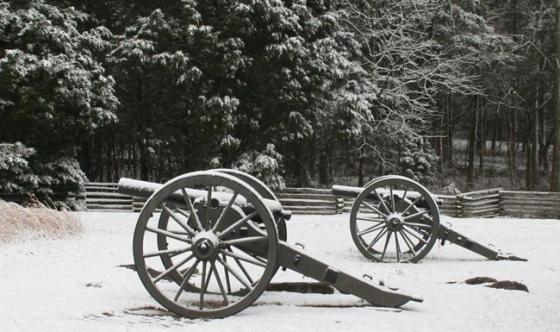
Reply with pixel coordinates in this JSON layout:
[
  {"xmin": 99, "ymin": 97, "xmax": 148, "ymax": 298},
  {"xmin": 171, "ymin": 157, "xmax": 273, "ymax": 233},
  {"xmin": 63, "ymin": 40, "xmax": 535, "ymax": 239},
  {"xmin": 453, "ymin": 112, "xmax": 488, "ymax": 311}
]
[
  {"xmin": 349, "ymin": 176, "xmax": 440, "ymax": 263},
  {"xmin": 132, "ymin": 171, "xmax": 279, "ymax": 318}
]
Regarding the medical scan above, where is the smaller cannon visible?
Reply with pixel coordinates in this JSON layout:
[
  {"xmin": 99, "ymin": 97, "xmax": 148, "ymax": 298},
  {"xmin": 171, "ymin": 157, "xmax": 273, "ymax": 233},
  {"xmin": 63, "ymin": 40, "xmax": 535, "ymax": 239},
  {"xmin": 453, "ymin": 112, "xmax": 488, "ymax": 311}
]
[
  {"xmin": 333, "ymin": 176, "xmax": 526, "ymax": 263},
  {"xmin": 119, "ymin": 170, "xmax": 422, "ymax": 319}
]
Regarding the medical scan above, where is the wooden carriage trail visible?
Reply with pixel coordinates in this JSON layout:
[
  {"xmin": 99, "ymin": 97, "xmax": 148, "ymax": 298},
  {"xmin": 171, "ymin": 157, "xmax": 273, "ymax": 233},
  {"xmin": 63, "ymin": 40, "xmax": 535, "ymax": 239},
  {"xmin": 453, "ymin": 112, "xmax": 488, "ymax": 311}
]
[{"xmin": 83, "ymin": 183, "xmax": 560, "ymax": 219}]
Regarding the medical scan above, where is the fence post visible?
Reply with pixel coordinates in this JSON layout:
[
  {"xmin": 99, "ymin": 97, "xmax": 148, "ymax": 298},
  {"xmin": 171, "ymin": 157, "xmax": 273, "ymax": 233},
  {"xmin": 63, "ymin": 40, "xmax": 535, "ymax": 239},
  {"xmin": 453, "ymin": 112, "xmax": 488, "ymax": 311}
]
[{"xmin": 455, "ymin": 195, "xmax": 462, "ymax": 217}]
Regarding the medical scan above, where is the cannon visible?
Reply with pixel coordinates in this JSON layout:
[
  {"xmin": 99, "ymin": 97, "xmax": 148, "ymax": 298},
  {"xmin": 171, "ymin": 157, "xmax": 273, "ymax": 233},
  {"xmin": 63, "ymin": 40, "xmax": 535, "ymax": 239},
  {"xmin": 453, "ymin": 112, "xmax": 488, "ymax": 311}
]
[
  {"xmin": 332, "ymin": 175, "xmax": 527, "ymax": 263},
  {"xmin": 118, "ymin": 169, "xmax": 422, "ymax": 319}
]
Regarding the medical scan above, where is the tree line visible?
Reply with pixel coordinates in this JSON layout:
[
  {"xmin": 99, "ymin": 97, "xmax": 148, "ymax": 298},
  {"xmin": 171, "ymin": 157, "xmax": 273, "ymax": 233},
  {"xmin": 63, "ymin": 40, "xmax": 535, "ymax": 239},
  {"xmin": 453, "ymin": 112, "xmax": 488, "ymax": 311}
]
[{"xmin": 1, "ymin": 0, "xmax": 560, "ymax": 202}]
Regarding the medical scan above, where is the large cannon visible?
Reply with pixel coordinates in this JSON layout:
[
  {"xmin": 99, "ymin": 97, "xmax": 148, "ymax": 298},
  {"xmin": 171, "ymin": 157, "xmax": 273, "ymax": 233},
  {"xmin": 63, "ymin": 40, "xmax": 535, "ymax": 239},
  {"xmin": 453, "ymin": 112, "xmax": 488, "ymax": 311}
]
[
  {"xmin": 333, "ymin": 176, "xmax": 526, "ymax": 263},
  {"xmin": 118, "ymin": 169, "xmax": 422, "ymax": 319}
]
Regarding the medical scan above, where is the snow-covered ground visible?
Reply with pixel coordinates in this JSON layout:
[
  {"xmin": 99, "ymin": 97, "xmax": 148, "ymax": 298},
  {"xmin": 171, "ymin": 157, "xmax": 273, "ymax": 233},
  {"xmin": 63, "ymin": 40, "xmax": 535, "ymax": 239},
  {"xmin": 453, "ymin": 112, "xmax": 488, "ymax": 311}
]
[{"xmin": 1, "ymin": 212, "xmax": 559, "ymax": 332}]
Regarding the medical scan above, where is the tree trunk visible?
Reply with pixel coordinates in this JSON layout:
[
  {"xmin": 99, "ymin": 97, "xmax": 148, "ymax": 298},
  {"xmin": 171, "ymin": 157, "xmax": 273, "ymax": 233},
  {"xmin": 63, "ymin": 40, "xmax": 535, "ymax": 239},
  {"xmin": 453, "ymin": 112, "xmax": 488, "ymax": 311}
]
[
  {"xmin": 530, "ymin": 84, "xmax": 540, "ymax": 189},
  {"xmin": 447, "ymin": 103, "xmax": 454, "ymax": 167},
  {"xmin": 319, "ymin": 141, "xmax": 330, "ymax": 185},
  {"xmin": 526, "ymin": 71, "xmax": 541, "ymax": 191},
  {"xmin": 491, "ymin": 110, "xmax": 498, "ymax": 156},
  {"xmin": 358, "ymin": 145, "xmax": 365, "ymax": 187},
  {"xmin": 551, "ymin": 0, "xmax": 560, "ymax": 191},
  {"xmin": 507, "ymin": 111, "xmax": 517, "ymax": 188},
  {"xmin": 466, "ymin": 104, "xmax": 478, "ymax": 190},
  {"xmin": 439, "ymin": 111, "xmax": 445, "ymax": 187},
  {"xmin": 538, "ymin": 107, "xmax": 548, "ymax": 172},
  {"xmin": 478, "ymin": 98, "xmax": 485, "ymax": 177}
]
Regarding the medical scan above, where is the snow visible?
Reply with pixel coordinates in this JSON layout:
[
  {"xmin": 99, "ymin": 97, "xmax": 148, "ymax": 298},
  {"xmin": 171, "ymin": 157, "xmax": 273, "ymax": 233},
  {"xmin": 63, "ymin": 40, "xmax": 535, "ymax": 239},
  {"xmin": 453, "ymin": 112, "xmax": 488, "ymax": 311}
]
[{"xmin": 1, "ymin": 212, "xmax": 559, "ymax": 331}]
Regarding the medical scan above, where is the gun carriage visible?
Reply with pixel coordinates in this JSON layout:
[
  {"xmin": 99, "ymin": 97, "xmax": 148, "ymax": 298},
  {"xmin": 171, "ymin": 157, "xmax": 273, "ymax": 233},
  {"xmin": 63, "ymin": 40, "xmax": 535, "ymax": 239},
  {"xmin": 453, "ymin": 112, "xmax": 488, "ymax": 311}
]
[
  {"xmin": 332, "ymin": 176, "xmax": 526, "ymax": 263},
  {"xmin": 119, "ymin": 169, "xmax": 422, "ymax": 319}
]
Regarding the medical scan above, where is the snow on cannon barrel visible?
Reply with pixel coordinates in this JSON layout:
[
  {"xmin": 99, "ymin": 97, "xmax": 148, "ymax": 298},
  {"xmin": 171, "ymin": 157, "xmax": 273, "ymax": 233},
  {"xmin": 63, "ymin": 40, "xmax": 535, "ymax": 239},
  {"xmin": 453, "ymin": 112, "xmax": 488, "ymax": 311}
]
[
  {"xmin": 118, "ymin": 169, "xmax": 422, "ymax": 319},
  {"xmin": 332, "ymin": 175, "xmax": 527, "ymax": 263}
]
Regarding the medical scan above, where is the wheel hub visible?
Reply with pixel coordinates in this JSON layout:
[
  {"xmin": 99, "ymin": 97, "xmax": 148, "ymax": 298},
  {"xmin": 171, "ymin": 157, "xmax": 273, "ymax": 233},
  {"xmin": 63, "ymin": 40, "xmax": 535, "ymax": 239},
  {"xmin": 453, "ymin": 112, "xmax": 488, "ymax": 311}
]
[
  {"xmin": 192, "ymin": 231, "xmax": 220, "ymax": 261},
  {"xmin": 385, "ymin": 213, "xmax": 404, "ymax": 231}
]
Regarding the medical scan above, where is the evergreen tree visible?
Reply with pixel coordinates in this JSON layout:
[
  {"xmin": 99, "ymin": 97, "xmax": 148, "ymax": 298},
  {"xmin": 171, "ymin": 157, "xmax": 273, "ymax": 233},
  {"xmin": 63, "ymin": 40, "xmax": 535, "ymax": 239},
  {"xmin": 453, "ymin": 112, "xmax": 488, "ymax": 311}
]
[{"xmin": 0, "ymin": 0, "xmax": 118, "ymax": 160}]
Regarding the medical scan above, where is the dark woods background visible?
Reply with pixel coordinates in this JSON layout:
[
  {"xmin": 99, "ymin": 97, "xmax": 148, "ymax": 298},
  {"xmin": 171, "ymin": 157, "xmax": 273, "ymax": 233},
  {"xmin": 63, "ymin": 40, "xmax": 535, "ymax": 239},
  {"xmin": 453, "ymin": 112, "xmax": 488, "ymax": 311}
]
[{"xmin": 1, "ymin": 0, "xmax": 560, "ymax": 207}]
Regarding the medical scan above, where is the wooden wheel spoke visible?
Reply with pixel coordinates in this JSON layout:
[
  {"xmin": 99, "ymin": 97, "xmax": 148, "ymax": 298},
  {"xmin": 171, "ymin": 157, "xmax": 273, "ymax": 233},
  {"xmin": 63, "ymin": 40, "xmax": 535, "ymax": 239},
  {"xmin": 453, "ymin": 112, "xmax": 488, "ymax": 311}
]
[
  {"xmin": 199, "ymin": 261, "xmax": 208, "ymax": 310},
  {"xmin": 402, "ymin": 225, "xmax": 429, "ymax": 245},
  {"xmin": 153, "ymin": 254, "xmax": 194, "ymax": 283},
  {"xmin": 246, "ymin": 220, "xmax": 267, "ymax": 237},
  {"xmin": 162, "ymin": 204, "xmax": 197, "ymax": 236},
  {"xmin": 222, "ymin": 254, "xmax": 232, "ymax": 294},
  {"xmin": 401, "ymin": 195, "xmax": 423, "ymax": 215},
  {"xmin": 395, "ymin": 232, "xmax": 401, "ymax": 262},
  {"xmin": 216, "ymin": 256, "xmax": 252, "ymax": 290},
  {"xmin": 181, "ymin": 188, "xmax": 203, "ymax": 231},
  {"xmin": 361, "ymin": 201, "xmax": 387, "ymax": 217},
  {"xmin": 366, "ymin": 227, "xmax": 388, "ymax": 250},
  {"xmin": 403, "ymin": 221, "xmax": 432, "ymax": 229},
  {"xmin": 399, "ymin": 230, "xmax": 417, "ymax": 255},
  {"xmin": 373, "ymin": 189, "xmax": 391, "ymax": 215},
  {"xmin": 221, "ymin": 236, "xmax": 266, "ymax": 247},
  {"xmin": 205, "ymin": 186, "xmax": 213, "ymax": 230},
  {"xmin": 221, "ymin": 249, "xmax": 267, "ymax": 268},
  {"xmin": 403, "ymin": 208, "xmax": 430, "ymax": 221},
  {"xmin": 249, "ymin": 253, "xmax": 267, "ymax": 264},
  {"xmin": 174, "ymin": 259, "xmax": 200, "ymax": 301},
  {"xmin": 357, "ymin": 223, "xmax": 385, "ymax": 237},
  {"xmin": 356, "ymin": 216, "xmax": 385, "ymax": 223},
  {"xmin": 380, "ymin": 231, "xmax": 392, "ymax": 260},
  {"xmin": 218, "ymin": 211, "xmax": 258, "ymax": 239},
  {"xmin": 143, "ymin": 247, "xmax": 191, "ymax": 258},
  {"xmin": 211, "ymin": 262, "xmax": 229, "ymax": 305},
  {"xmin": 233, "ymin": 257, "xmax": 254, "ymax": 285},
  {"xmin": 389, "ymin": 187, "xmax": 396, "ymax": 213},
  {"xmin": 212, "ymin": 192, "xmax": 239, "ymax": 232},
  {"xmin": 146, "ymin": 226, "xmax": 192, "ymax": 243}
]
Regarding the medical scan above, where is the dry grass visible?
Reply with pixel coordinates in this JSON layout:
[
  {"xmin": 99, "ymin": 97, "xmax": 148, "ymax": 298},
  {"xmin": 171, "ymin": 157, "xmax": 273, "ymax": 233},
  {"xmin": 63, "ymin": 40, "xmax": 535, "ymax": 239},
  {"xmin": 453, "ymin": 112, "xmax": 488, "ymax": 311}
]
[{"xmin": 0, "ymin": 200, "xmax": 83, "ymax": 242}]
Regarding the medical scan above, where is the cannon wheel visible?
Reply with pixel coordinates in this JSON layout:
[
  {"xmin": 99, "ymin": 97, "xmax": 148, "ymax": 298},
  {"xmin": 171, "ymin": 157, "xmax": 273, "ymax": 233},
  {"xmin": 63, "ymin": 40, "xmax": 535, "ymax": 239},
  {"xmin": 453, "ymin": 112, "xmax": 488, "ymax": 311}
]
[
  {"xmin": 158, "ymin": 169, "xmax": 287, "ymax": 287},
  {"xmin": 133, "ymin": 171, "xmax": 279, "ymax": 318},
  {"xmin": 349, "ymin": 176, "xmax": 440, "ymax": 263}
]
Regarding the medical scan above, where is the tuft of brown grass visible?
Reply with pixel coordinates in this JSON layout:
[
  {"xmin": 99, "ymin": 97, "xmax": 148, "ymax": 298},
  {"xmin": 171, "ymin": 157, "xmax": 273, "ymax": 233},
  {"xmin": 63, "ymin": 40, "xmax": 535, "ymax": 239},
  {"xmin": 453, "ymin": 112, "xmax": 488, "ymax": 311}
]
[{"xmin": 0, "ymin": 200, "xmax": 83, "ymax": 242}]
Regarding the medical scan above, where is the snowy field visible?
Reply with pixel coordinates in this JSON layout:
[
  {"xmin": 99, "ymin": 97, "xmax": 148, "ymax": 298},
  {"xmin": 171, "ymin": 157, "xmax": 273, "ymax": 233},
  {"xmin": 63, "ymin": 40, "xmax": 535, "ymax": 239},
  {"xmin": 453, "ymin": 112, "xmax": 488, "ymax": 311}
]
[{"xmin": 1, "ymin": 212, "xmax": 559, "ymax": 332}]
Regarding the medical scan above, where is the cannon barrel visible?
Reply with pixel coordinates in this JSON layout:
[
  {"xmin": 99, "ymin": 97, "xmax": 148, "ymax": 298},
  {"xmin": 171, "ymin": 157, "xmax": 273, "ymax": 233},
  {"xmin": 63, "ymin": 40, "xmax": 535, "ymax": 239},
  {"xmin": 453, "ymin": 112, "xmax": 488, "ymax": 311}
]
[
  {"xmin": 332, "ymin": 184, "xmax": 442, "ymax": 205},
  {"xmin": 332, "ymin": 184, "xmax": 416, "ymax": 199},
  {"xmin": 118, "ymin": 177, "xmax": 284, "ymax": 214}
]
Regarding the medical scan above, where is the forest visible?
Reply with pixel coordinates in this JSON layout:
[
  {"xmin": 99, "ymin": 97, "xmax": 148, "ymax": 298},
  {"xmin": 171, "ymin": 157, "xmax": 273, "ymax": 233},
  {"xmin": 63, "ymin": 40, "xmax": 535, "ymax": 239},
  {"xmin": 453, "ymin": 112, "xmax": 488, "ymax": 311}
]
[{"xmin": 1, "ymin": 0, "xmax": 560, "ymax": 206}]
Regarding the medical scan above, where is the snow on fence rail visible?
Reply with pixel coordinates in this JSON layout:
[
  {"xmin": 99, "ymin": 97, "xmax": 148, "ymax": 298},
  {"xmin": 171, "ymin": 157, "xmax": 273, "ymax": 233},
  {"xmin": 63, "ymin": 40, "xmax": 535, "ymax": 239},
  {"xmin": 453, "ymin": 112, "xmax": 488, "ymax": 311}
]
[
  {"xmin": 337, "ymin": 187, "xmax": 559, "ymax": 219},
  {"xmin": 3, "ymin": 183, "xmax": 555, "ymax": 218},
  {"xmin": 82, "ymin": 184, "xmax": 344, "ymax": 215},
  {"xmin": 501, "ymin": 190, "xmax": 560, "ymax": 219},
  {"xmin": 433, "ymin": 188, "xmax": 559, "ymax": 219}
]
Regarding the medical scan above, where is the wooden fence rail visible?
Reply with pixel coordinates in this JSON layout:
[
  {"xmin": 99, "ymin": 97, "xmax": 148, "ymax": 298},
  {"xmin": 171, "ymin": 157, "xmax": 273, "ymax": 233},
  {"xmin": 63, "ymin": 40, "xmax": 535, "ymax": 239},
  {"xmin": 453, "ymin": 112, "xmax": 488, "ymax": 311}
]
[
  {"xmin": 81, "ymin": 184, "xmax": 346, "ymax": 215},
  {"xmin": 81, "ymin": 184, "xmax": 560, "ymax": 218},
  {"xmin": 4, "ymin": 183, "xmax": 557, "ymax": 219},
  {"xmin": 314, "ymin": 187, "xmax": 559, "ymax": 219}
]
